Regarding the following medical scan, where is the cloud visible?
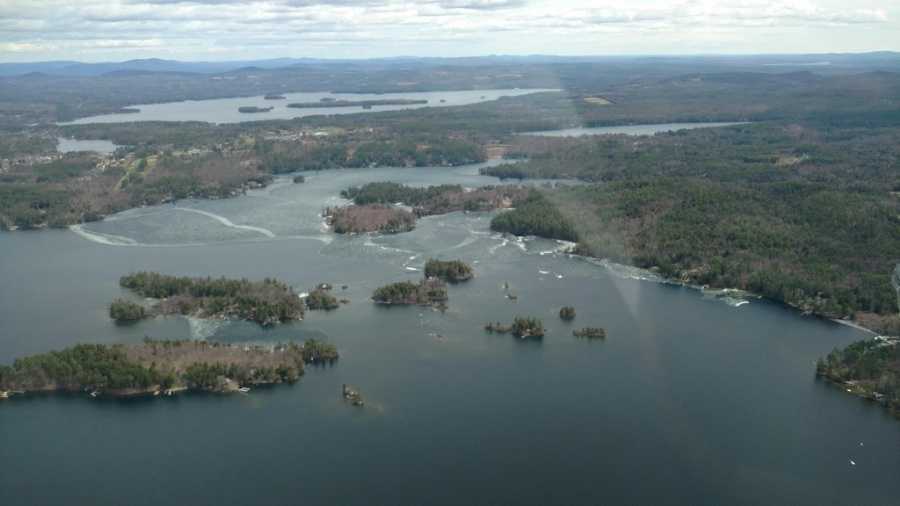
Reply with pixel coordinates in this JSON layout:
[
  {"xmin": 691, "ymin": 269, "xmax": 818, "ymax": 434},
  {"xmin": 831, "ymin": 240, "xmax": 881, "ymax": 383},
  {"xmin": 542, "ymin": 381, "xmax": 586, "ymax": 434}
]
[{"xmin": 0, "ymin": 1, "xmax": 896, "ymax": 61}]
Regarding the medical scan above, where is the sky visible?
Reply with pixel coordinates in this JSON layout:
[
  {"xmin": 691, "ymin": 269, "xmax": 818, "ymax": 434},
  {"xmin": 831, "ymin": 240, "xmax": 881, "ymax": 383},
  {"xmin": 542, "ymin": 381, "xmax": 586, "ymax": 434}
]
[{"xmin": 1, "ymin": 0, "xmax": 899, "ymax": 62}]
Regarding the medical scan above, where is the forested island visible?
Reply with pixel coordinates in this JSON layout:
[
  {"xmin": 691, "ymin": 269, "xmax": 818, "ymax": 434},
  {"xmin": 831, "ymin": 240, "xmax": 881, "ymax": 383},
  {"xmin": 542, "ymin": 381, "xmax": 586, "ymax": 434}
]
[
  {"xmin": 424, "ymin": 259, "xmax": 473, "ymax": 283},
  {"xmin": 325, "ymin": 204, "xmax": 416, "ymax": 234},
  {"xmin": 305, "ymin": 284, "xmax": 340, "ymax": 310},
  {"xmin": 116, "ymin": 272, "xmax": 305, "ymax": 326},
  {"xmin": 485, "ymin": 317, "xmax": 545, "ymax": 338},
  {"xmin": 238, "ymin": 106, "xmax": 274, "ymax": 114},
  {"xmin": 287, "ymin": 98, "xmax": 427, "ymax": 109},
  {"xmin": 816, "ymin": 336, "xmax": 899, "ymax": 418},
  {"xmin": 0, "ymin": 339, "xmax": 338, "ymax": 400},
  {"xmin": 573, "ymin": 327, "xmax": 606, "ymax": 339},
  {"xmin": 372, "ymin": 278, "xmax": 448, "ymax": 306}
]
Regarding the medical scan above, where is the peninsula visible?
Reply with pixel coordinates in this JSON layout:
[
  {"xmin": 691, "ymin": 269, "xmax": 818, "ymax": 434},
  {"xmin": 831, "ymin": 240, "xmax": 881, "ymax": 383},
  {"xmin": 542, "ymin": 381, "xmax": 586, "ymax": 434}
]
[{"xmin": 816, "ymin": 336, "xmax": 899, "ymax": 419}]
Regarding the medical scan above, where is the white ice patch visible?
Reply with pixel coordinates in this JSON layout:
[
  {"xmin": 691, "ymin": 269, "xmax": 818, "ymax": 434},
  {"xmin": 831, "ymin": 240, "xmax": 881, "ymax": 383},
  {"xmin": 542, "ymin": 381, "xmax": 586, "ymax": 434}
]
[
  {"xmin": 70, "ymin": 224, "xmax": 139, "ymax": 246},
  {"xmin": 187, "ymin": 316, "xmax": 228, "ymax": 340},
  {"xmin": 173, "ymin": 207, "xmax": 275, "ymax": 238}
]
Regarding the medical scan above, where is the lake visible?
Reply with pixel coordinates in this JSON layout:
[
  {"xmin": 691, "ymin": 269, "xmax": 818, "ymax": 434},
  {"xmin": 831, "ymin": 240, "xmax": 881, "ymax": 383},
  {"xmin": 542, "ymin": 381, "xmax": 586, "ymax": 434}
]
[
  {"xmin": 56, "ymin": 137, "xmax": 119, "ymax": 154},
  {"xmin": 62, "ymin": 89, "xmax": 556, "ymax": 125},
  {"xmin": 520, "ymin": 122, "xmax": 747, "ymax": 137},
  {"xmin": 1, "ymin": 163, "xmax": 898, "ymax": 505}
]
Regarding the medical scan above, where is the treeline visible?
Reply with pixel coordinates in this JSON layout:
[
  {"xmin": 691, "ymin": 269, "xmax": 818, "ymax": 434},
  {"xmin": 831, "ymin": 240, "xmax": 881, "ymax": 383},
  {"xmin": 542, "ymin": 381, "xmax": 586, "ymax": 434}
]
[
  {"xmin": 0, "ymin": 344, "xmax": 162, "ymax": 392},
  {"xmin": 816, "ymin": 338, "xmax": 899, "ymax": 418},
  {"xmin": 341, "ymin": 181, "xmax": 529, "ymax": 216},
  {"xmin": 119, "ymin": 272, "xmax": 305, "ymax": 326},
  {"xmin": 255, "ymin": 136, "xmax": 484, "ymax": 173},
  {"xmin": 490, "ymin": 190, "xmax": 578, "ymax": 242}
]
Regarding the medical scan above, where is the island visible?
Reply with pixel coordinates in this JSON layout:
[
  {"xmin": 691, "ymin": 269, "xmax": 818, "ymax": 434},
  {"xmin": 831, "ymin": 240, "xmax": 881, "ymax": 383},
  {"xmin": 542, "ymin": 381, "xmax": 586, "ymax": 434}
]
[
  {"xmin": 485, "ymin": 317, "xmax": 545, "ymax": 338},
  {"xmin": 372, "ymin": 278, "xmax": 448, "ymax": 306},
  {"xmin": 559, "ymin": 306, "xmax": 576, "ymax": 321},
  {"xmin": 0, "ymin": 339, "xmax": 338, "ymax": 400},
  {"xmin": 287, "ymin": 98, "xmax": 427, "ymax": 109},
  {"xmin": 424, "ymin": 259, "xmax": 473, "ymax": 283},
  {"xmin": 573, "ymin": 327, "xmax": 606, "ymax": 339},
  {"xmin": 305, "ymin": 284, "xmax": 340, "ymax": 310},
  {"xmin": 238, "ymin": 106, "xmax": 274, "ymax": 113},
  {"xmin": 116, "ymin": 271, "xmax": 305, "ymax": 327},
  {"xmin": 325, "ymin": 204, "xmax": 415, "ymax": 234},
  {"xmin": 342, "ymin": 384, "xmax": 364, "ymax": 406},
  {"xmin": 816, "ymin": 336, "xmax": 899, "ymax": 419},
  {"xmin": 264, "ymin": 94, "xmax": 286, "ymax": 100}
]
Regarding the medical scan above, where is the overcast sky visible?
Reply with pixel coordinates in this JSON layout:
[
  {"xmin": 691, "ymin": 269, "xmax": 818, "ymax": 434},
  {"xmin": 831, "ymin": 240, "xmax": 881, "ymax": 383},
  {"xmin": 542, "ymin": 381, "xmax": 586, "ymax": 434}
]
[{"xmin": 1, "ymin": 0, "xmax": 898, "ymax": 62}]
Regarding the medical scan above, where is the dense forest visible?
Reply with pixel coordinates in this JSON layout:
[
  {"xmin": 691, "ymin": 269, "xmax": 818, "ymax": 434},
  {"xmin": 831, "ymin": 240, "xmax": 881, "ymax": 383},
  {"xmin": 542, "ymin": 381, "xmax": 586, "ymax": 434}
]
[
  {"xmin": 816, "ymin": 337, "xmax": 899, "ymax": 418},
  {"xmin": 490, "ymin": 190, "xmax": 579, "ymax": 242},
  {"xmin": 119, "ymin": 272, "xmax": 305, "ymax": 326},
  {"xmin": 479, "ymin": 121, "xmax": 900, "ymax": 333}
]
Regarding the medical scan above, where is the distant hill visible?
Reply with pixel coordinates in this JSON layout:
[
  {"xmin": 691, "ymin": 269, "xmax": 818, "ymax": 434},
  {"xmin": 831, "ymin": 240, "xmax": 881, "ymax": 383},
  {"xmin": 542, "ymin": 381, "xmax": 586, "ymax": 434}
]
[{"xmin": 2, "ymin": 52, "xmax": 899, "ymax": 77}]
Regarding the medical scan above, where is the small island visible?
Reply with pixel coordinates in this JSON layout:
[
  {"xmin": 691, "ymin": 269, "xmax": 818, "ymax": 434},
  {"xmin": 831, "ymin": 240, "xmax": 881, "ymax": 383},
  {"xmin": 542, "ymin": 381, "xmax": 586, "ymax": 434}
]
[
  {"xmin": 559, "ymin": 306, "xmax": 576, "ymax": 321},
  {"xmin": 238, "ymin": 106, "xmax": 274, "ymax": 113},
  {"xmin": 424, "ymin": 259, "xmax": 473, "ymax": 283},
  {"xmin": 264, "ymin": 94, "xmax": 286, "ymax": 100},
  {"xmin": 287, "ymin": 98, "xmax": 427, "ymax": 109},
  {"xmin": 485, "ymin": 317, "xmax": 545, "ymax": 339},
  {"xmin": 305, "ymin": 284, "xmax": 340, "ymax": 310},
  {"xmin": 325, "ymin": 204, "xmax": 415, "ymax": 234},
  {"xmin": 0, "ymin": 339, "xmax": 338, "ymax": 400},
  {"xmin": 573, "ymin": 327, "xmax": 606, "ymax": 339},
  {"xmin": 372, "ymin": 278, "xmax": 448, "ymax": 306},
  {"xmin": 116, "ymin": 272, "xmax": 305, "ymax": 327},
  {"xmin": 816, "ymin": 336, "xmax": 899, "ymax": 419},
  {"xmin": 293, "ymin": 175, "xmax": 306, "ymax": 184}
]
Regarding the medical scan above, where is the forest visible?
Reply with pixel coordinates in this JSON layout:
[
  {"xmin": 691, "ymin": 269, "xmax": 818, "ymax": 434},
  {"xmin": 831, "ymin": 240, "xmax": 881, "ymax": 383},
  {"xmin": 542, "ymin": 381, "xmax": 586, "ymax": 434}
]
[
  {"xmin": 119, "ymin": 272, "xmax": 305, "ymax": 326},
  {"xmin": 490, "ymin": 190, "xmax": 579, "ymax": 242},
  {"xmin": 816, "ymin": 337, "xmax": 899, "ymax": 418}
]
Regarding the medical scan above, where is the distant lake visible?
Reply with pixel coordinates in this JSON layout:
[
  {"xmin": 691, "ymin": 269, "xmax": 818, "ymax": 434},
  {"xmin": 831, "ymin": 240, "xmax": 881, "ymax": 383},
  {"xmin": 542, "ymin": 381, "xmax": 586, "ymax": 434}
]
[
  {"xmin": 56, "ymin": 137, "xmax": 118, "ymax": 154},
  {"xmin": 63, "ymin": 89, "xmax": 556, "ymax": 125},
  {"xmin": 521, "ymin": 122, "xmax": 747, "ymax": 137}
]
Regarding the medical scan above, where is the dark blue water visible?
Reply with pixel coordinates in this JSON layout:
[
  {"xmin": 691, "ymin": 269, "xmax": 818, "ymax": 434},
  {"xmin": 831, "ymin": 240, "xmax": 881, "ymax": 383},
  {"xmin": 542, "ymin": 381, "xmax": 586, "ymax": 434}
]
[{"xmin": 1, "ymin": 165, "xmax": 898, "ymax": 505}]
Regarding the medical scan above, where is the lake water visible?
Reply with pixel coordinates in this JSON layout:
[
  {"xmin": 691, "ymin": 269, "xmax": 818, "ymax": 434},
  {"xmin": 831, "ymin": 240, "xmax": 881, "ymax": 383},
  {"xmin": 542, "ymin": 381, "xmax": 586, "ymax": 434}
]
[
  {"xmin": 1, "ymin": 163, "xmax": 898, "ymax": 505},
  {"xmin": 56, "ymin": 137, "xmax": 119, "ymax": 154},
  {"xmin": 521, "ymin": 122, "xmax": 747, "ymax": 137},
  {"xmin": 62, "ymin": 89, "xmax": 555, "ymax": 125}
]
